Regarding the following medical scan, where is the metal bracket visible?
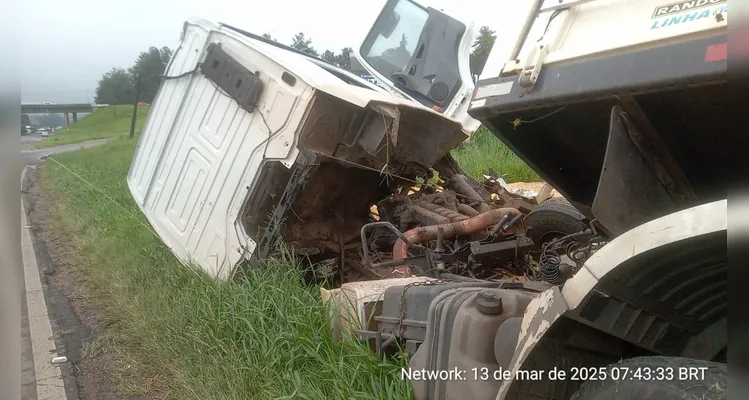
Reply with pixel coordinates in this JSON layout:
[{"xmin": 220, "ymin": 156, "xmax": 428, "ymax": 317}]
[
  {"xmin": 540, "ymin": 0, "xmax": 600, "ymax": 13},
  {"xmin": 354, "ymin": 330, "xmax": 396, "ymax": 356},
  {"xmin": 360, "ymin": 221, "xmax": 436, "ymax": 276},
  {"xmin": 201, "ymin": 43, "xmax": 264, "ymax": 112},
  {"xmin": 519, "ymin": 44, "xmax": 549, "ymax": 89}
]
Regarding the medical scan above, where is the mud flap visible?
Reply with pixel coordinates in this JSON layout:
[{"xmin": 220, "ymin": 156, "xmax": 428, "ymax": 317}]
[{"xmin": 591, "ymin": 106, "xmax": 677, "ymax": 236}]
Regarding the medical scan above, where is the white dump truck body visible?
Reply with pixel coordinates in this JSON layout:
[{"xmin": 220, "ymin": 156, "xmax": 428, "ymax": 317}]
[
  {"xmin": 127, "ymin": 18, "xmax": 467, "ymax": 279},
  {"xmin": 481, "ymin": 0, "xmax": 727, "ymax": 86},
  {"xmin": 466, "ymin": 0, "xmax": 728, "ymax": 235}
]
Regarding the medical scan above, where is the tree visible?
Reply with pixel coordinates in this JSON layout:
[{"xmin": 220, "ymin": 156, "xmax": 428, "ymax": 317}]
[
  {"xmin": 470, "ymin": 26, "xmax": 497, "ymax": 77},
  {"xmin": 128, "ymin": 46, "xmax": 173, "ymax": 103},
  {"xmin": 335, "ymin": 47, "xmax": 353, "ymax": 70},
  {"xmin": 22, "ymin": 114, "xmax": 31, "ymax": 126},
  {"xmin": 290, "ymin": 32, "xmax": 318, "ymax": 56},
  {"xmin": 262, "ymin": 33, "xmax": 278, "ymax": 43},
  {"xmin": 31, "ymin": 114, "xmax": 65, "ymax": 127},
  {"xmin": 94, "ymin": 68, "xmax": 135, "ymax": 105},
  {"xmin": 321, "ymin": 50, "xmax": 337, "ymax": 64}
]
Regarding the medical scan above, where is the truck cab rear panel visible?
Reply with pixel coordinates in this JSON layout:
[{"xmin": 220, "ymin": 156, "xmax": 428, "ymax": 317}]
[{"xmin": 127, "ymin": 19, "xmax": 467, "ymax": 279}]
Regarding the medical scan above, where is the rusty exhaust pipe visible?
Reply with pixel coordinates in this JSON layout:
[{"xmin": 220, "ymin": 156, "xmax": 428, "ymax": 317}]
[{"xmin": 392, "ymin": 207, "xmax": 522, "ymax": 263}]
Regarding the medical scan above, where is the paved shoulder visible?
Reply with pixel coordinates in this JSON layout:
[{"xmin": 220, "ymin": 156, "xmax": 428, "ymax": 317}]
[{"xmin": 21, "ymin": 166, "xmax": 70, "ymax": 400}]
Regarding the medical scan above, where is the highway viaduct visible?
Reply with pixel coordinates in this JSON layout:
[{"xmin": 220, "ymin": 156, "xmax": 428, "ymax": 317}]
[{"xmin": 21, "ymin": 103, "xmax": 108, "ymax": 127}]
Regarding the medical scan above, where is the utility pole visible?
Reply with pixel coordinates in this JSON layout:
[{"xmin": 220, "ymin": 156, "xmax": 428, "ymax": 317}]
[{"xmin": 129, "ymin": 75, "xmax": 142, "ymax": 139}]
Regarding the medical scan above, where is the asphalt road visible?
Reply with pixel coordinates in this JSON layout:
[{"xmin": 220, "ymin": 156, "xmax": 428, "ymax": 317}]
[{"xmin": 21, "ymin": 136, "xmax": 108, "ymax": 166}]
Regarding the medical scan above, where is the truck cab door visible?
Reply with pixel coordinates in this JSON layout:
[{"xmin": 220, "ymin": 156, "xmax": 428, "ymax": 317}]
[{"xmin": 353, "ymin": 0, "xmax": 480, "ymax": 132}]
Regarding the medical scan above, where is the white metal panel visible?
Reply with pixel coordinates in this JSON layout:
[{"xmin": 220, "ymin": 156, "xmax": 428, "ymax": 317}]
[
  {"xmin": 562, "ymin": 199, "xmax": 727, "ymax": 309},
  {"xmin": 128, "ymin": 20, "xmax": 311, "ymax": 279},
  {"xmin": 483, "ymin": 0, "xmax": 728, "ymax": 79},
  {"xmin": 128, "ymin": 21, "xmax": 211, "ymax": 206}
]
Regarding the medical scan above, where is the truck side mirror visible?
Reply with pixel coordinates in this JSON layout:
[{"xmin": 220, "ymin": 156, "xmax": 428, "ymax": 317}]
[{"xmin": 379, "ymin": 10, "xmax": 400, "ymax": 38}]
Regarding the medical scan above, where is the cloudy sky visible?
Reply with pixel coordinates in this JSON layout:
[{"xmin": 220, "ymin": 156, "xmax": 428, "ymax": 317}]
[{"xmin": 21, "ymin": 0, "xmax": 516, "ymax": 104}]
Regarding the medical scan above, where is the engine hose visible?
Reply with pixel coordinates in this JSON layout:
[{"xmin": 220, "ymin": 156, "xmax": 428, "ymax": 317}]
[
  {"xmin": 447, "ymin": 174, "xmax": 491, "ymax": 213},
  {"xmin": 419, "ymin": 202, "xmax": 468, "ymax": 222},
  {"xmin": 540, "ymin": 243, "xmax": 563, "ymax": 284},
  {"xmin": 565, "ymin": 242, "xmax": 588, "ymax": 263},
  {"xmin": 409, "ymin": 205, "xmax": 450, "ymax": 225},
  {"xmin": 392, "ymin": 207, "xmax": 522, "ymax": 262},
  {"xmin": 457, "ymin": 203, "xmax": 480, "ymax": 217},
  {"xmin": 461, "ymin": 173, "xmax": 492, "ymax": 202}
]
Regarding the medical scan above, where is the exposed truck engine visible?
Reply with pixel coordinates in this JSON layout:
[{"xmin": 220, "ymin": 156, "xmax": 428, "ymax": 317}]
[{"xmin": 341, "ymin": 0, "xmax": 728, "ymax": 399}]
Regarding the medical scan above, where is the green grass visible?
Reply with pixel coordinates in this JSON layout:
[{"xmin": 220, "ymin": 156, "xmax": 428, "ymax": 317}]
[
  {"xmin": 41, "ymin": 139, "xmax": 411, "ymax": 399},
  {"xmin": 452, "ymin": 126, "xmax": 540, "ymax": 183},
  {"xmin": 33, "ymin": 105, "xmax": 150, "ymax": 149}
]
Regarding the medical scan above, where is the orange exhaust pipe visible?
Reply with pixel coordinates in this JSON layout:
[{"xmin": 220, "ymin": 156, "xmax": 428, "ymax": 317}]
[{"xmin": 393, "ymin": 208, "xmax": 522, "ymax": 275}]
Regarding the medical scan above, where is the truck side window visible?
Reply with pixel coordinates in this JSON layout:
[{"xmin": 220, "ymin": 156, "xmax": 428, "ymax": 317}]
[{"xmin": 361, "ymin": 0, "xmax": 428, "ymax": 79}]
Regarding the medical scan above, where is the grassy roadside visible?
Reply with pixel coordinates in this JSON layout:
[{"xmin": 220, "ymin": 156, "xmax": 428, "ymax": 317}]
[
  {"xmin": 33, "ymin": 105, "xmax": 150, "ymax": 149},
  {"xmin": 453, "ymin": 126, "xmax": 540, "ymax": 183},
  {"xmin": 39, "ymin": 112, "xmax": 538, "ymax": 397},
  {"xmin": 41, "ymin": 139, "xmax": 411, "ymax": 399}
]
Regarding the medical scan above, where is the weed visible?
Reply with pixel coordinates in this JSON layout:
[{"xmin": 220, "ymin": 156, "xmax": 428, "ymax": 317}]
[{"xmin": 452, "ymin": 126, "xmax": 540, "ymax": 183}]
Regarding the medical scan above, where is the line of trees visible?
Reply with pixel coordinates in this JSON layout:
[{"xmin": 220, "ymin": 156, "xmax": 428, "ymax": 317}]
[
  {"xmin": 281, "ymin": 27, "xmax": 497, "ymax": 76},
  {"xmin": 93, "ymin": 26, "xmax": 496, "ymax": 106},
  {"xmin": 94, "ymin": 46, "xmax": 173, "ymax": 105},
  {"xmin": 470, "ymin": 26, "xmax": 497, "ymax": 77}
]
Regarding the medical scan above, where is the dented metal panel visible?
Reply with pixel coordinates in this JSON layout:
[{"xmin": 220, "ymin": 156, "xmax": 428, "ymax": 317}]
[{"xmin": 128, "ymin": 18, "xmax": 468, "ymax": 279}]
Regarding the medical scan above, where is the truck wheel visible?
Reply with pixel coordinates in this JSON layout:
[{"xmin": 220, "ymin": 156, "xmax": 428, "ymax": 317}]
[
  {"xmin": 571, "ymin": 356, "xmax": 727, "ymax": 400},
  {"xmin": 524, "ymin": 198, "xmax": 586, "ymax": 250}
]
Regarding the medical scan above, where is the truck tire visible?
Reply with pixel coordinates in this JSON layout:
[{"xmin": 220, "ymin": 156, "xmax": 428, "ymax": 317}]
[
  {"xmin": 570, "ymin": 356, "xmax": 727, "ymax": 400},
  {"xmin": 524, "ymin": 198, "xmax": 586, "ymax": 250}
]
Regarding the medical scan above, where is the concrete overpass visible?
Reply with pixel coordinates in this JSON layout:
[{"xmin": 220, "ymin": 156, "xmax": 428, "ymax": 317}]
[{"xmin": 21, "ymin": 103, "xmax": 108, "ymax": 126}]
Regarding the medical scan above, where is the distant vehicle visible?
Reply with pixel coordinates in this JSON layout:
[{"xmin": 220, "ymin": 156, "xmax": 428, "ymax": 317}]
[
  {"xmin": 35, "ymin": 127, "xmax": 47, "ymax": 133},
  {"xmin": 41, "ymin": 102, "xmax": 54, "ymax": 105}
]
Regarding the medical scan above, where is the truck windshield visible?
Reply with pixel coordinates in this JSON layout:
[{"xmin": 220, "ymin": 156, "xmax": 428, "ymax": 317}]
[{"xmin": 360, "ymin": 0, "xmax": 428, "ymax": 79}]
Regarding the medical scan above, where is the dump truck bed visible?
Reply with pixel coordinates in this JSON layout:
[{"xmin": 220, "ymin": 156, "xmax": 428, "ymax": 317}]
[{"xmin": 469, "ymin": 0, "xmax": 728, "ymax": 235}]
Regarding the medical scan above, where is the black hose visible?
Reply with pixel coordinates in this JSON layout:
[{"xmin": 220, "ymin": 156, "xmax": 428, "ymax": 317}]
[
  {"xmin": 500, "ymin": 214, "xmax": 524, "ymax": 233},
  {"xmin": 540, "ymin": 243, "xmax": 562, "ymax": 284},
  {"xmin": 448, "ymin": 174, "xmax": 491, "ymax": 213}
]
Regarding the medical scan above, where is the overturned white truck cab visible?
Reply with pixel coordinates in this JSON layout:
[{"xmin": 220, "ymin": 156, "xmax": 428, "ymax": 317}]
[{"xmin": 127, "ymin": 18, "xmax": 476, "ymax": 279}]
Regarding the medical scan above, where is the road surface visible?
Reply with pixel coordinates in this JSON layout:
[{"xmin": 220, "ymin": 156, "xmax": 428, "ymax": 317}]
[
  {"xmin": 21, "ymin": 138, "xmax": 108, "ymax": 400},
  {"xmin": 22, "ymin": 136, "xmax": 108, "ymax": 166}
]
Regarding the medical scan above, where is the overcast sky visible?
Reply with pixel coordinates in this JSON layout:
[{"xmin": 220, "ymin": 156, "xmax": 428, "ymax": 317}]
[{"xmin": 21, "ymin": 0, "xmax": 515, "ymax": 104}]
